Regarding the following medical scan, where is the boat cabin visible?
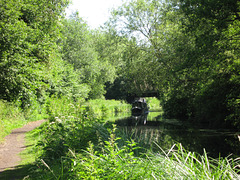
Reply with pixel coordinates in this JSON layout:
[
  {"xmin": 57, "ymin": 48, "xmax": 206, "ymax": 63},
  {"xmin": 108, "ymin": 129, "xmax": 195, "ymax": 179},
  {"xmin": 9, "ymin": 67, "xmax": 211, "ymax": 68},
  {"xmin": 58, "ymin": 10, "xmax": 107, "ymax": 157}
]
[{"xmin": 131, "ymin": 98, "xmax": 149, "ymax": 115}]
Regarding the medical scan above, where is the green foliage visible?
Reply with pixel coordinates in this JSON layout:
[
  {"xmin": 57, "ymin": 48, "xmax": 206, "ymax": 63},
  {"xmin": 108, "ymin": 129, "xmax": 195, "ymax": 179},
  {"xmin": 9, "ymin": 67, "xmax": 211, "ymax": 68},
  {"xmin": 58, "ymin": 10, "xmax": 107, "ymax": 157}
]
[
  {"xmin": 83, "ymin": 99, "xmax": 131, "ymax": 119},
  {"xmin": 32, "ymin": 98, "xmax": 97, "ymax": 169},
  {"xmin": 174, "ymin": 0, "xmax": 240, "ymax": 126},
  {"xmin": 0, "ymin": 0, "xmax": 70, "ymax": 108},
  {"xmin": 145, "ymin": 97, "xmax": 161, "ymax": 111},
  {"xmin": 8, "ymin": 97, "xmax": 238, "ymax": 179},
  {"xmin": 34, "ymin": 123, "xmax": 240, "ymax": 179},
  {"xmin": 22, "ymin": 99, "xmax": 127, "ymax": 178},
  {"xmin": 111, "ymin": 0, "xmax": 240, "ymax": 127},
  {"xmin": 46, "ymin": 58, "xmax": 90, "ymax": 100},
  {"xmin": 32, "ymin": 98, "xmax": 129, "ymax": 159},
  {"xmin": 70, "ymin": 126, "xmax": 145, "ymax": 179},
  {"xmin": 60, "ymin": 13, "xmax": 119, "ymax": 99},
  {"xmin": 1, "ymin": 0, "xmax": 238, "ymax": 128},
  {"xmin": 0, "ymin": 99, "xmax": 47, "ymax": 143},
  {"xmin": 0, "ymin": 100, "xmax": 26, "ymax": 142}
]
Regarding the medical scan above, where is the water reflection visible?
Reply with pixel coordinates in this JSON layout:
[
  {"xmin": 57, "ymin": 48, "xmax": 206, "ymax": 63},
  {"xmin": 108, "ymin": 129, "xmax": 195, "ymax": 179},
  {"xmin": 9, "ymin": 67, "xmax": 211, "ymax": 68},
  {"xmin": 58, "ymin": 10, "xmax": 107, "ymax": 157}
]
[{"xmin": 114, "ymin": 111, "xmax": 240, "ymax": 158}]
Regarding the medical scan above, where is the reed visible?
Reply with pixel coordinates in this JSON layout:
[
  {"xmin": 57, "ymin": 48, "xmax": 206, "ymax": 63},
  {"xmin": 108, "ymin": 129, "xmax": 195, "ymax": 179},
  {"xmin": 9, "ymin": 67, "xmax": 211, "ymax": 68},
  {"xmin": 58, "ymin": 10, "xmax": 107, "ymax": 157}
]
[
  {"xmin": 83, "ymin": 99, "xmax": 131, "ymax": 119},
  {"xmin": 28, "ymin": 122, "xmax": 240, "ymax": 179},
  {"xmin": 21, "ymin": 98, "xmax": 240, "ymax": 179},
  {"xmin": 61, "ymin": 126, "xmax": 240, "ymax": 179}
]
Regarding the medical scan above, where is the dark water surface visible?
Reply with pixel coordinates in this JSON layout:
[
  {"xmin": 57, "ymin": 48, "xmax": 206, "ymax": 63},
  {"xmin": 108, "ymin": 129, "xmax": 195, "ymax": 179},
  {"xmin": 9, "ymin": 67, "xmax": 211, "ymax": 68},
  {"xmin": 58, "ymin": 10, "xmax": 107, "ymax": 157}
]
[{"xmin": 113, "ymin": 111, "xmax": 240, "ymax": 158}]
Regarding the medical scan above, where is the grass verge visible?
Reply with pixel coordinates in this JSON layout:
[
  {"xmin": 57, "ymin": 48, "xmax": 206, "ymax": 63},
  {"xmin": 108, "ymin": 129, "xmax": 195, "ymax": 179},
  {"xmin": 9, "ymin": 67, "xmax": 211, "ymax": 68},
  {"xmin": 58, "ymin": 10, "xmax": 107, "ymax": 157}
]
[
  {"xmin": 1, "ymin": 98, "xmax": 239, "ymax": 179},
  {"xmin": 24, "ymin": 122, "xmax": 240, "ymax": 179},
  {"xmin": 0, "ymin": 100, "xmax": 26, "ymax": 142},
  {"xmin": 0, "ymin": 122, "xmax": 47, "ymax": 180},
  {"xmin": 0, "ymin": 100, "xmax": 47, "ymax": 143}
]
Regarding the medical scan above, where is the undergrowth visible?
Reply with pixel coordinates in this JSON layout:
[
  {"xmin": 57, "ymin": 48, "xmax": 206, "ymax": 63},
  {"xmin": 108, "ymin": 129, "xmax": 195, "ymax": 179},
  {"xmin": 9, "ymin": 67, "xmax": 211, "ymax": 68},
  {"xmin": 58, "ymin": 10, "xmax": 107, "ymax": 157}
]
[
  {"xmin": 0, "ymin": 100, "xmax": 45, "ymax": 142},
  {"xmin": 69, "ymin": 137, "xmax": 240, "ymax": 179},
  {"xmin": 20, "ymin": 98, "xmax": 240, "ymax": 180},
  {"xmin": 0, "ymin": 100, "xmax": 25, "ymax": 142},
  {"xmin": 145, "ymin": 97, "xmax": 161, "ymax": 111},
  {"xmin": 84, "ymin": 99, "xmax": 131, "ymax": 119},
  {"xmin": 28, "ymin": 122, "xmax": 240, "ymax": 179},
  {"xmin": 0, "ymin": 96, "xmax": 49, "ymax": 143}
]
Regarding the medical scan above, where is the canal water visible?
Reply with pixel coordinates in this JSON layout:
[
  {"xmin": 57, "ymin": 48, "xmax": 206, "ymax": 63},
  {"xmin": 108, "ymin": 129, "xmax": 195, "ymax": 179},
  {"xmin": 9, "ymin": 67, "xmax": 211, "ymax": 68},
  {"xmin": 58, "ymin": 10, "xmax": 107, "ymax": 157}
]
[{"xmin": 113, "ymin": 111, "xmax": 240, "ymax": 158}]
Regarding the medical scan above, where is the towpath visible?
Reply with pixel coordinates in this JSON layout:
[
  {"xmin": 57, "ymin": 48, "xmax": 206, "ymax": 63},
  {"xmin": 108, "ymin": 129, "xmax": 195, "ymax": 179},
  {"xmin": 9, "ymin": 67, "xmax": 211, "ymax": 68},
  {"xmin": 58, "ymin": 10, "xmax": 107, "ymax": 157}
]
[{"xmin": 0, "ymin": 120, "xmax": 45, "ymax": 172}]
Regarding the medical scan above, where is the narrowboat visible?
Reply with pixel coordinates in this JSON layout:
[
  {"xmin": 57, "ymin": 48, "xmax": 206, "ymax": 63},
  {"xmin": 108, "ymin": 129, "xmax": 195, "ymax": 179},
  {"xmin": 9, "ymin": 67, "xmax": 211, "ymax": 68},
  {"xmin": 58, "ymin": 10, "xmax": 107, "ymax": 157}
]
[{"xmin": 131, "ymin": 98, "xmax": 149, "ymax": 115}]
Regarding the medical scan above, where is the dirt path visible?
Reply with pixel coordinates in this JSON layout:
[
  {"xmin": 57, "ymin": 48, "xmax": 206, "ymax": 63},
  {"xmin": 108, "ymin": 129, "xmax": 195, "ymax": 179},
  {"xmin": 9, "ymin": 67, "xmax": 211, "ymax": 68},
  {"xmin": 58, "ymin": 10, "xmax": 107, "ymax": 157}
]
[{"xmin": 0, "ymin": 120, "xmax": 46, "ymax": 172}]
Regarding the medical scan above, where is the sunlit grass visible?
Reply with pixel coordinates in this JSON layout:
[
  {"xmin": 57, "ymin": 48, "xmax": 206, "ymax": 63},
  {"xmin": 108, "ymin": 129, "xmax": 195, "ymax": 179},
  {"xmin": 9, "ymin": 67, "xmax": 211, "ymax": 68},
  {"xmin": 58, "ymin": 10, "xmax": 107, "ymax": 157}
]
[
  {"xmin": 19, "ymin": 123, "xmax": 47, "ymax": 165},
  {"xmin": 12, "ymin": 98, "xmax": 240, "ymax": 179},
  {"xmin": 56, "ymin": 125, "xmax": 240, "ymax": 179},
  {"xmin": 0, "ymin": 100, "xmax": 27, "ymax": 142},
  {"xmin": 145, "ymin": 97, "xmax": 161, "ymax": 111},
  {"xmin": 27, "ymin": 120, "xmax": 240, "ymax": 179},
  {"xmin": 0, "ymin": 99, "xmax": 48, "ymax": 143},
  {"xmin": 83, "ymin": 99, "xmax": 131, "ymax": 119}
]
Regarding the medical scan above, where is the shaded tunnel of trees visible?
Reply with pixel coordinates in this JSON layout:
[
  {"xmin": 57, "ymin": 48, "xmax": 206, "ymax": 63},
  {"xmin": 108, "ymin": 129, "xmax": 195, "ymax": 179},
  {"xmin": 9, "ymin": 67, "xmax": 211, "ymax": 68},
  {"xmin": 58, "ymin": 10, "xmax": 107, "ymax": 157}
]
[{"xmin": 0, "ymin": 0, "xmax": 239, "ymax": 128}]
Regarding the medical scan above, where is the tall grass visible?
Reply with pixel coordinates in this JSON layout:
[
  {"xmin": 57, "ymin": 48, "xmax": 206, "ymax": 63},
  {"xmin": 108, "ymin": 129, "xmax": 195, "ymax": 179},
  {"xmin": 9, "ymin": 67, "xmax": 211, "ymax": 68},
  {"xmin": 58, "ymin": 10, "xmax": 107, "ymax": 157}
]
[
  {"xmin": 20, "ymin": 98, "xmax": 240, "ymax": 179},
  {"xmin": 83, "ymin": 99, "xmax": 131, "ymax": 119},
  {"xmin": 66, "ymin": 125, "xmax": 240, "ymax": 179},
  {"xmin": 0, "ymin": 100, "xmax": 26, "ymax": 142},
  {"xmin": 0, "ymin": 97, "xmax": 49, "ymax": 143},
  {"xmin": 32, "ymin": 123, "xmax": 240, "ymax": 179},
  {"xmin": 145, "ymin": 97, "xmax": 161, "ymax": 111}
]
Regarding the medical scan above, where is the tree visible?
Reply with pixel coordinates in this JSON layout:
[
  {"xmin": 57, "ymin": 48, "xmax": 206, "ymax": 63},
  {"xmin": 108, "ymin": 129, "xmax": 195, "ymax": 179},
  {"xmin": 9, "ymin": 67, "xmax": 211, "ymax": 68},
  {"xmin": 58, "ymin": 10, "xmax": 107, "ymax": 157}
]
[
  {"xmin": 110, "ymin": 0, "xmax": 240, "ymax": 127},
  {"xmin": 111, "ymin": 0, "xmax": 195, "ymax": 100},
  {"xmin": 176, "ymin": 0, "xmax": 240, "ymax": 126},
  {"xmin": 0, "ymin": 0, "xmax": 69, "ymax": 107},
  {"xmin": 61, "ymin": 13, "xmax": 118, "ymax": 99}
]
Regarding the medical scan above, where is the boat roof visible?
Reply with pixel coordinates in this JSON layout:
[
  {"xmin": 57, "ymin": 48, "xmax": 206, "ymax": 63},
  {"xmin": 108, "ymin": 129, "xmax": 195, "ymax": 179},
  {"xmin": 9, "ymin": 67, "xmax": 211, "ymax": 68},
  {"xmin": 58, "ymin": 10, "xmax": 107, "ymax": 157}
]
[{"xmin": 132, "ymin": 98, "xmax": 146, "ymax": 103}]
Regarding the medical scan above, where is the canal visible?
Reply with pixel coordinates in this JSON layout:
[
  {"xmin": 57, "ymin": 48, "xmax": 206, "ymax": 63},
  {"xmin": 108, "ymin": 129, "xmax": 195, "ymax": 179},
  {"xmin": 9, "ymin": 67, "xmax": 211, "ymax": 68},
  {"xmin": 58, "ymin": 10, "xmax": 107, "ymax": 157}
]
[{"xmin": 112, "ymin": 111, "xmax": 240, "ymax": 158}]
